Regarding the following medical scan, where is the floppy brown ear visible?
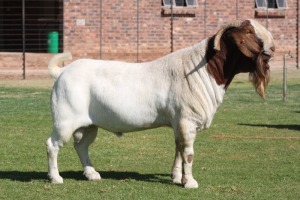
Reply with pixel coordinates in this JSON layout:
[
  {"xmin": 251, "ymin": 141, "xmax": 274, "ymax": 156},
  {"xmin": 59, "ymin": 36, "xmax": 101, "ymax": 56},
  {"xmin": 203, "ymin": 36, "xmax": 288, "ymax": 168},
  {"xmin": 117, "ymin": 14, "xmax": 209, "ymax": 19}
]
[
  {"xmin": 214, "ymin": 20, "xmax": 243, "ymax": 51},
  {"xmin": 228, "ymin": 28, "xmax": 262, "ymax": 58}
]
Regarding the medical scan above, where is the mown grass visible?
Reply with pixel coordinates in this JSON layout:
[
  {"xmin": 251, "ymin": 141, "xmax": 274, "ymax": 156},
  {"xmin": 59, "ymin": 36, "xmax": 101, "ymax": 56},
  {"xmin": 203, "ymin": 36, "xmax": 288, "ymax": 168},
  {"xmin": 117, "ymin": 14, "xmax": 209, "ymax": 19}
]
[{"xmin": 0, "ymin": 69, "xmax": 299, "ymax": 199}]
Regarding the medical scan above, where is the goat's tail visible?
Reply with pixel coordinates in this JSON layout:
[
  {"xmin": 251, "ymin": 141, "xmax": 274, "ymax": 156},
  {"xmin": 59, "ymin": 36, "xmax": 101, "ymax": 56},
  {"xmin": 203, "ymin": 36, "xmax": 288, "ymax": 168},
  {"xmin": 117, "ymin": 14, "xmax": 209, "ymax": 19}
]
[{"xmin": 48, "ymin": 52, "xmax": 72, "ymax": 80}]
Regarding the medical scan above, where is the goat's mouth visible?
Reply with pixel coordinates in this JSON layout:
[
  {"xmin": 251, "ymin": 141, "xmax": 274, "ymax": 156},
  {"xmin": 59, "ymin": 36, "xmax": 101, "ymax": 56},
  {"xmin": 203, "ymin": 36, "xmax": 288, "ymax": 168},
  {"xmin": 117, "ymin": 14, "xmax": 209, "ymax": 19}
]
[
  {"xmin": 263, "ymin": 46, "xmax": 275, "ymax": 59},
  {"xmin": 259, "ymin": 50, "xmax": 273, "ymax": 69},
  {"xmin": 263, "ymin": 52, "xmax": 272, "ymax": 60},
  {"xmin": 262, "ymin": 50, "xmax": 273, "ymax": 57},
  {"xmin": 263, "ymin": 45, "xmax": 276, "ymax": 58}
]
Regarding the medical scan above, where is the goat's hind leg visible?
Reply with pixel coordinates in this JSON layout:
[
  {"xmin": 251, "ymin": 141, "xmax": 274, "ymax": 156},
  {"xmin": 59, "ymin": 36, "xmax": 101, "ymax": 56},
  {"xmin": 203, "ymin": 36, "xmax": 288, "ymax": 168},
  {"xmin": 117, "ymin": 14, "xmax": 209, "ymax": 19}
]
[
  {"xmin": 73, "ymin": 125, "xmax": 101, "ymax": 181},
  {"xmin": 46, "ymin": 131, "xmax": 65, "ymax": 184}
]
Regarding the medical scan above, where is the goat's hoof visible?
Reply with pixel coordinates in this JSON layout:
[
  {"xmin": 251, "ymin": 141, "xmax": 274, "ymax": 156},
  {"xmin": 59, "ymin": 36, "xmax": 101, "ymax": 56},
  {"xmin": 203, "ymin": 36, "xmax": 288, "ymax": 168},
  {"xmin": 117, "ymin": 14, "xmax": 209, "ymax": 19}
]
[
  {"xmin": 49, "ymin": 174, "xmax": 64, "ymax": 184},
  {"xmin": 84, "ymin": 170, "xmax": 101, "ymax": 181},
  {"xmin": 171, "ymin": 173, "xmax": 182, "ymax": 184},
  {"xmin": 182, "ymin": 176, "xmax": 198, "ymax": 188},
  {"xmin": 183, "ymin": 178, "xmax": 198, "ymax": 189}
]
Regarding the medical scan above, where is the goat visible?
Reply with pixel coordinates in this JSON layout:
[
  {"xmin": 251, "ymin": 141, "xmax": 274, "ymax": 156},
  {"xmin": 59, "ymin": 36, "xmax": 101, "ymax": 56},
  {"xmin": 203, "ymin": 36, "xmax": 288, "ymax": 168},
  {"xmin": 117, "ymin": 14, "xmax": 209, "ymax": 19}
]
[{"xmin": 46, "ymin": 19, "xmax": 275, "ymax": 188}]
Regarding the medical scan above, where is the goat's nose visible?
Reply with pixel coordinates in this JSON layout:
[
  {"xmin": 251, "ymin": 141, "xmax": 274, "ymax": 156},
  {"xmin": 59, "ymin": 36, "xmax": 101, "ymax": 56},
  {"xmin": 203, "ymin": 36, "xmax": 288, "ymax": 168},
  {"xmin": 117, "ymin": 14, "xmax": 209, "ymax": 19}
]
[
  {"xmin": 269, "ymin": 46, "xmax": 275, "ymax": 57},
  {"xmin": 270, "ymin": 46, "xmax": 275, "ymax": 53}
]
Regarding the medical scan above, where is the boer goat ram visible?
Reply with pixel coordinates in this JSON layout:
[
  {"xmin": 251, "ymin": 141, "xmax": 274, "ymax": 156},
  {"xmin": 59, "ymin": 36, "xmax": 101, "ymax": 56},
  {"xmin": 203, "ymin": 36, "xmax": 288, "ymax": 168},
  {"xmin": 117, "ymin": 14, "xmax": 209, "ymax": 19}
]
[{"xmin": 46, "ymin": 19, "xmax": 275, "ymax": 188}]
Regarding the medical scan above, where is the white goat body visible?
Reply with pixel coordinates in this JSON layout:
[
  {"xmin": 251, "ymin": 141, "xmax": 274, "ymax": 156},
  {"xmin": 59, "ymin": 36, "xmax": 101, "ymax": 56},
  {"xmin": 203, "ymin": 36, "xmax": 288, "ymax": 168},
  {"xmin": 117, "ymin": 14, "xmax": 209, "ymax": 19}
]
[
  {"xmin": 46, "ymin": 19, "xmax": 275, "ymax": 188},
  {"xmin": 50, "ymin": 40, "xmax": 223, "ymax": 136}
]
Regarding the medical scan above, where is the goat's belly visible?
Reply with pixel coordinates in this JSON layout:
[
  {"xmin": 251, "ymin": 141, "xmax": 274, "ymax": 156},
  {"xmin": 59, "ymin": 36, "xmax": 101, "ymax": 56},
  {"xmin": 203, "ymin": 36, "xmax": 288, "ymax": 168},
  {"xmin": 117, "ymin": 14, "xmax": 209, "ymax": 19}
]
[
  {"xmin": 95, "ymin": 114, "xmax": 169, "ymax": 133},
  {"xmin": 89, "ymin": 104, "xmax": 170, "ymax": 133},
  {"xmin": 97, "ymin": 119, "xmax": 167, "ymax": 133}
]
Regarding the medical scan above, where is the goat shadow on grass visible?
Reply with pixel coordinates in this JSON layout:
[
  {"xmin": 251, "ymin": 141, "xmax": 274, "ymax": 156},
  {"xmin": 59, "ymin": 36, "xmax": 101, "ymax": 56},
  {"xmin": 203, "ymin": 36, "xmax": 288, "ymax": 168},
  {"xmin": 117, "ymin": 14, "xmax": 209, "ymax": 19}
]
[
  {"xmin": 239, "ymin": 123, "xmax": 300, "ymax": 131},
  {"xmin": 0, "ymin": 170, "xmax": 173, "ymax": 185}
]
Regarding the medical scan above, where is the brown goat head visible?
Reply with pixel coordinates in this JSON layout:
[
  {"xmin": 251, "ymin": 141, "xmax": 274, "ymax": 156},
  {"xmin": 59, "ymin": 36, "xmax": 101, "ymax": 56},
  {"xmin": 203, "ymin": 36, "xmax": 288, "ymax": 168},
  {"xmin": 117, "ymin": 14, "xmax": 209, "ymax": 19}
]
[{"xmin": 210, "ymin": 19, "xmax": 275, "ymax": 99}]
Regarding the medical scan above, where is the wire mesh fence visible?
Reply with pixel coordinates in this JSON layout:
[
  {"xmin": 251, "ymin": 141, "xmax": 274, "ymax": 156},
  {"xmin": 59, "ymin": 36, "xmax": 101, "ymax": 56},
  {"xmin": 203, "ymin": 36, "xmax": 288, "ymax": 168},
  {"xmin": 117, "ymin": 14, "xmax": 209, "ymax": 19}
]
[
  {"xmin": 0, "ymin": 0, "xmax": 63, "ymax": 79},
  {"xmin": 0, "ymin": 0, "xmax": 63, "ymax": 53}
]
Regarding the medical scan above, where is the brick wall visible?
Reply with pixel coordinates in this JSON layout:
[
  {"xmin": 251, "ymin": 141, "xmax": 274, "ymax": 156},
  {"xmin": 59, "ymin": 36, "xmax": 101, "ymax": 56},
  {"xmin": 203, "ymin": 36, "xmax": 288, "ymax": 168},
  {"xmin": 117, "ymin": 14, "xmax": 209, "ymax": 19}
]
[
  {"xmin": 63, "ymin": 0, "xmax": 299, "ymax": 67},
  {"xmin": 0, "ymin": 0, "xmax": 299, "ymax": 73},
  {"xmin": 64, "ymin": 0, "xmax": 101, "ymax": 59}
]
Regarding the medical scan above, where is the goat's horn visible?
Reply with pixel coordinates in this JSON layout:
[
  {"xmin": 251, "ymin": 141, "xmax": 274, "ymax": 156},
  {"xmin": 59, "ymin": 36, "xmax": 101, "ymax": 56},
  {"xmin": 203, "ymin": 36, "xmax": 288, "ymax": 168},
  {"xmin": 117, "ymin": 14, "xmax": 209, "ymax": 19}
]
[{"xmin": 213, "ymin": 20, "xmax": 243, "ymax": 51}]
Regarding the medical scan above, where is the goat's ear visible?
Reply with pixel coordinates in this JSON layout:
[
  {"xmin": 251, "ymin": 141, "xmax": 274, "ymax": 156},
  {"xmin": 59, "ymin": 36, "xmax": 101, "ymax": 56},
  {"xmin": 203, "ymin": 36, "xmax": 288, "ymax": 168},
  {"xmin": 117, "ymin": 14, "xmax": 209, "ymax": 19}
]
[
  {"xmin": 229, "ymin": 29, "xmax": 261, "ymax": 58},
  {"xmin": 214, "ymin": 20, "xmax": 243, "ymax": 51}
]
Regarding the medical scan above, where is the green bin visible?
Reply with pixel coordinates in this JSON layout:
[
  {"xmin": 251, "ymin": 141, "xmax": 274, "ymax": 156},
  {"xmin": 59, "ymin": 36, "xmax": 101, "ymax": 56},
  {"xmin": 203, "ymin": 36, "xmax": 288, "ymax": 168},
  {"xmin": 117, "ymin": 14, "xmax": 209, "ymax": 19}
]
[{"xmin": 48, "ymin": 31, "xmax": 59, "ymax": 53}]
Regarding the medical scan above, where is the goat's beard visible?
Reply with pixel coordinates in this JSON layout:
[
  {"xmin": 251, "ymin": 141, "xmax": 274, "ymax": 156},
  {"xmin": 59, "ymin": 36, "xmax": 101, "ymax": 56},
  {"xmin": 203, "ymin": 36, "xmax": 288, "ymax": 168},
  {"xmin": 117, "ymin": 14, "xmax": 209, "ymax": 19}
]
[{"xmin": 249, "ymin": 51, "xmax": 270, "ymax": 99}]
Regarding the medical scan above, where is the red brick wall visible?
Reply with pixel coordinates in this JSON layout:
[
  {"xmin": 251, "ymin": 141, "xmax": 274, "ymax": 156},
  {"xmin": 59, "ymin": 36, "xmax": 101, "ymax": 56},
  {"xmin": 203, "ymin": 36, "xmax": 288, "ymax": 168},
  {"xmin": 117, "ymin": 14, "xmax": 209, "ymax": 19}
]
[
  {"xmin": 64, "ymin": 0, "xmax": 101, "ymax": 59},
  {"xmin": 63, "ymin": 0, "xmax": 299, "ymax": 67},
  {"xmin": 0, "ymin": 0, "xmax": 298, "ymax": 72}
]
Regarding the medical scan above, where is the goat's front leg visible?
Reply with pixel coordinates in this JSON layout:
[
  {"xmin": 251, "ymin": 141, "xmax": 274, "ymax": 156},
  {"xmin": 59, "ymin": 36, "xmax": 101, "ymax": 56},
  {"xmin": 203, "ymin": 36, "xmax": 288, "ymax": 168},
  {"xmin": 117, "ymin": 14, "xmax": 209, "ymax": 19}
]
[{"xmin": 178, "ymin": 119, "xmax": 198, "ymax": 188}]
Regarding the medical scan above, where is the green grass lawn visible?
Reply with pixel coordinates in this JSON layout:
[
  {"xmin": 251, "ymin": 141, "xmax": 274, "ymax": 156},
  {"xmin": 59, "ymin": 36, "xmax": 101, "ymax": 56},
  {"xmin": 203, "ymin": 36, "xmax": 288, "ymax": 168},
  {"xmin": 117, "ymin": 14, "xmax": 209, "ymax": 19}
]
[{"xmin": 0, "ymin": 69, "xmax": 299, "ymax": 199}]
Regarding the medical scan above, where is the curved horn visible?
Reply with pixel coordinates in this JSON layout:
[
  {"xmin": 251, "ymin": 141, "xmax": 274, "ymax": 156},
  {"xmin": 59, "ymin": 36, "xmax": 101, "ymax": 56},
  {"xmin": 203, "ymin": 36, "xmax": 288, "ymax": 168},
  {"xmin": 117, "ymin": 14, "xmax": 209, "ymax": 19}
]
[{"xmin": 213, "ymin": 20, "xmax": 244, "ymax": 51}]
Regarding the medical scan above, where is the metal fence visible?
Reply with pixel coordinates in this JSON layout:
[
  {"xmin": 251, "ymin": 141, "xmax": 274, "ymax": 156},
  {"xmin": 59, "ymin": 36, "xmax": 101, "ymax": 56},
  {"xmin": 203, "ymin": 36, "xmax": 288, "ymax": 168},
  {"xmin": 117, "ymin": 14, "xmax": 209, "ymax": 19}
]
[{"xmin": 0, "ymin": 0, "xmax": 63, "ymax": 79}]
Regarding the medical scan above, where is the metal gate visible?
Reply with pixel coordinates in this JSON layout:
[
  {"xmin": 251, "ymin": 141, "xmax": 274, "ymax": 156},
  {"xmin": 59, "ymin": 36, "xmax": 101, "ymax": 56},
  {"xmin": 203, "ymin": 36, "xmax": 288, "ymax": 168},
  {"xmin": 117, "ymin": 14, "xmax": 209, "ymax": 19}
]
[{"xmin": 0, "ymin": 0, "xmax": 63, "ymax": 79}]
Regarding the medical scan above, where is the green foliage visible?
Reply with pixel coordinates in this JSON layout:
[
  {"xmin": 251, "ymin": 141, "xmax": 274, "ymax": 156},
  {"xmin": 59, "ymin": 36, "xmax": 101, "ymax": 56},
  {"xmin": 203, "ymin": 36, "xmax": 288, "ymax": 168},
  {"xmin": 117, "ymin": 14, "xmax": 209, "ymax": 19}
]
[{"xmin": 0, "ymin": 69, "xmax": 299, "ymax": 199}]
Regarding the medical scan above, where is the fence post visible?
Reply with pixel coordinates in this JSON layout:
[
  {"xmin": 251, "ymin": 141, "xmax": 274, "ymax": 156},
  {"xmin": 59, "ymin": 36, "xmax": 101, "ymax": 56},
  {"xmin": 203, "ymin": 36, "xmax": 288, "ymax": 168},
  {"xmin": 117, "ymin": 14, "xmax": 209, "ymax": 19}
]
[
  {"xmin": 297, "ymin": 0, "xmax": 299, "ymax": 69},
  {"xmin": 22, "ymin": 0, "xmax": 26, "ymax": 79},
  {"xmin": 170, "ymin": 0, "xmax": 173, "ymax": 53},
  {"xmin": 136, "ymin": 0, "xmax": 139, "ymax": 62},
  {"xmin": 283, "ymin": 51, "xmax": 293, "ymax": 101}
]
